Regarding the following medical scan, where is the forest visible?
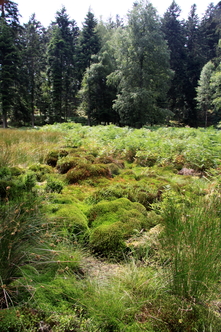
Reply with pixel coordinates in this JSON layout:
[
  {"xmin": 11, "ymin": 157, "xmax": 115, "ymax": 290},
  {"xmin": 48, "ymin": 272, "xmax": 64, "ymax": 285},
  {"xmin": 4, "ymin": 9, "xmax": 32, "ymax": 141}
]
[{"xmin": 1, "ymin": 0, "xmax": 221, "ymax": 128}]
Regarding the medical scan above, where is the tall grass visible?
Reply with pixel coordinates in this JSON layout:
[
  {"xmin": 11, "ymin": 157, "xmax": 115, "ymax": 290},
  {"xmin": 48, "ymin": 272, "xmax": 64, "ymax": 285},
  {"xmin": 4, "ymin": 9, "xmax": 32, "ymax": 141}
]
[
  {"xmin": 161, "ymin": 194, "xmax": 221, "ymax": 301},
  {"xmin": 0, "ymin": 129, "xmax": 64, "ymax": 167},
  {"xmin": 0, "ymin": 195, "xmax": 48, "ymax": 308}
]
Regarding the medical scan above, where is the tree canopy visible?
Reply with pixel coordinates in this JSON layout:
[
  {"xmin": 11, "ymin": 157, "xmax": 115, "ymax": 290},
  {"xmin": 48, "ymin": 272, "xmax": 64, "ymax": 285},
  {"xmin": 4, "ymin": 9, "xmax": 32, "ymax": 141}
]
[{"xmin": 1, "ymin": 0, "xmax": 221, "ymax": 128}]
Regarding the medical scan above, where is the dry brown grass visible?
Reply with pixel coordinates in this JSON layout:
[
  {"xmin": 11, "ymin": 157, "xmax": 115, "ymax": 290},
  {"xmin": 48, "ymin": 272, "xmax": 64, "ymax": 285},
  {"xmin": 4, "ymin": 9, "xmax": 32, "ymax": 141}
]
[{"xmin": 0, "ymin": 129, "xmax": 64, "ymax": 168}]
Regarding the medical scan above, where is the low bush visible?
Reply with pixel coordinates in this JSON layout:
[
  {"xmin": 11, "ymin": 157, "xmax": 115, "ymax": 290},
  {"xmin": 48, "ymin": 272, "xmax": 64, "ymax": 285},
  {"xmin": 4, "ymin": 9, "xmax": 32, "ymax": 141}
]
[{"xmin": 45, "ymin": 176, "xmax": 64, "ymax": 193}]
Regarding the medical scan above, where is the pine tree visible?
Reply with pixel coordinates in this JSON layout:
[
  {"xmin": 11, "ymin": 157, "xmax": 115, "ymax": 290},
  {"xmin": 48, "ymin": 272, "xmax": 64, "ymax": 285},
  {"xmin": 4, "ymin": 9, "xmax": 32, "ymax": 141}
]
[
  {"xmin": 161, "ymin": 1, "xmax": 188, "ymax": 124},
  {"xmin": 47, "ymin": 7, "xmax": 79, "ymax": 123},
  {"xmin": 0, "ymin": 0, "xmax": 20, "ymax": 128},
  {"xmin": 18, "ymin": 14, "xmax": 46, "ymax": 126},
  {"xmin": 78, "ymin": 11, "xmax": 100, "ymax": 80}
]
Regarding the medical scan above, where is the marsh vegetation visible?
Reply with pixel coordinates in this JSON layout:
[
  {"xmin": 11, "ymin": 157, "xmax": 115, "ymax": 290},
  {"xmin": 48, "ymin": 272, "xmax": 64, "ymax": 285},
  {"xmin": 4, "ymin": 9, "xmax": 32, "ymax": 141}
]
[{"xmin": 0, "ymin": 124, "xmax": 221, "ymax": 331}]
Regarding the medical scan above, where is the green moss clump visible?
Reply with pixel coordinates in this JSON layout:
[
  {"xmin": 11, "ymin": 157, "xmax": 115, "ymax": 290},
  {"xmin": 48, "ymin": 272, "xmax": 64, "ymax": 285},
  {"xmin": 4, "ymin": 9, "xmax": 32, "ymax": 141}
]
[
  {"xmin": 29, "ymin": 163, "xmax": 54, "ymax": 181},
  {"xmin": 94, "ymin": 156, "xmax": 125, "ymax": 168},
  {"xmin": 87, "ymin": 198, "xmax": 148, "ymax": 243},
  {"xmin": 47, "ymin": 204, "xmax": 89, "ymax": 240},
  {"xmin": 66, "ymin": 164, "xmax": 111, "ymax": 184},
  {"xmin": 57, "ymin": 156, "xmax": 88, "ymax": 174},
  {"xmin": 45, "ymin": 149, "xmax": 69, "ymax": 167},
  {"xmin": 134, "ymin": 152, "xmax": 158, "ymax": 167},
  {"xmin": 89, "ymin": 222, "xmax": 127, "ymax": 258}
]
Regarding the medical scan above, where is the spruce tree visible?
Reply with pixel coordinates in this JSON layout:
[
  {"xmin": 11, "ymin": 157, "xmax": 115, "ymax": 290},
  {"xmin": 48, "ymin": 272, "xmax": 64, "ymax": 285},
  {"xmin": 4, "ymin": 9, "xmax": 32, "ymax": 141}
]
[
  {"xmin": 47, "ymin": 7, "xmax": 79, "ymax": 123},
  {"xmin": 78, "ymin": 11, "xmax": 100, "ymax": 80},
  {"xmin": 0, "ymin": 0, "xmax": 20, "ymax": 127}
]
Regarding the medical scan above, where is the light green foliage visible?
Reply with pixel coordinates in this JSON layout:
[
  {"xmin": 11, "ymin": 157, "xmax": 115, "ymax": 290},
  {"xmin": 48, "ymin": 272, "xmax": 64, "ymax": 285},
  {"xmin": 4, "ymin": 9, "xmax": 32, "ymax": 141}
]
[
  {"xmin": 196, "ymin": 60, "xmax": 215, "ymax": 126},
  {"xmin": 0, "ymin": 167, "xmax": 37, "ymax": 200},
  {"xmin": 29, "ymin": 163, "xmax": 54, "ymax": 181},
  {"xmin": 89, "ymin": 222, "xmax": 126, "ymax": 258},
  {"xmin": 45, "ymin": 175, "xmax": 64, "ymax": 193},
  {"xmin": 87, "ymin": 198, "xmax": 148, "ymax": 256},
  {"xmin": 1, "ymin": 125, "xmax": 221, "ymax": 330},
  {"xmin": 0, "ymin": 198, "xmax": 46, "ymax": 308},
  {"xmin": 46, "ymin": 203, "xmax": 89, "ymax": 239},
  {"xmin": 111, "ymin": 1, "xmax": 172, "ymax": 127},
  {"xmin": 56, "ymin": 155, "xmax": 89, "ymax": 174},
  {"xmin": 160, "ymin": 193, "xmax": 221, "ymax": 300}
]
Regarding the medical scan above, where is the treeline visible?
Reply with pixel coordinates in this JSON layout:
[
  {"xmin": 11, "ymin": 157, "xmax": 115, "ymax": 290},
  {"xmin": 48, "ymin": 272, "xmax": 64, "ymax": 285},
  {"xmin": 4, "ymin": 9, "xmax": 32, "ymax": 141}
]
[{"xmin": 1, "ymin": 0, "xmax": 221, "ymax": 128}]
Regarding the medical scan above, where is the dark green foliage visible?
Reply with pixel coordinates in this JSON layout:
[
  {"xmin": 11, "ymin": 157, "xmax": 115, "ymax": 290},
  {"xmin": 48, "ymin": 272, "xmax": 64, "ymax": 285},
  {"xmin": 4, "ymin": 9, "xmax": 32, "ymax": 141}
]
[
  {"xmin": 45, "ymin": 149, "xmax": 69, "ymax": 167},
  {"xmin": 0, "ymin": 16, "xmax": 20, "ymax": 128},
  {"xmin": 47, "ymin": 7, "xmax": 79, "ymax": 123},
  {"xmin": 78, "ymin": 11, "xmax": 101, "ymax": 79},
  {"xmin": 18, "ymin": 14, "xmax": 46, "ymax": 127}
]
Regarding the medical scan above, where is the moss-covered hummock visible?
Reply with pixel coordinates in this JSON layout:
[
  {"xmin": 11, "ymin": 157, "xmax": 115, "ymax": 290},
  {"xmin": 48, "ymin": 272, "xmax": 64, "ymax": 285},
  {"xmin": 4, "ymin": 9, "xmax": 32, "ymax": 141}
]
[{"xmin": 66, "ymin": 163, "xmax": 111, "ymax": 183}]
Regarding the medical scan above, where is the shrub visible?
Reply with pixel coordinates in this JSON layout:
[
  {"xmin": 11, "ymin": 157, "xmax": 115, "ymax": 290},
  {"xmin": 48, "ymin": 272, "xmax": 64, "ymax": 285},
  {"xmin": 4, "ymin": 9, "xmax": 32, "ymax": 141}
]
[{"xmin": 134, "ymin": 151, "xmax": 158, "ymax": 167}]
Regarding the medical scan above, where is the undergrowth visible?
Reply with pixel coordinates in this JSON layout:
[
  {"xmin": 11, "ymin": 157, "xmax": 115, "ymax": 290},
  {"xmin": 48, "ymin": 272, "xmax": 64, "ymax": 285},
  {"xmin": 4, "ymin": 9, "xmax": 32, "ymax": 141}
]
[{"xmin": 0, "ymin": 124, "xmax": 221, "ymax": 331}]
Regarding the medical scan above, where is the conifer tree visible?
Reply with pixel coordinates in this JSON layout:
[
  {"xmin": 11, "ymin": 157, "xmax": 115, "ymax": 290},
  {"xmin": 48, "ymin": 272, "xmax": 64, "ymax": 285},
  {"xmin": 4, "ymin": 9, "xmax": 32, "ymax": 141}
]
[
  {"xmin": 78, "ymin": 11, "xmax": 100, "ymax": 79},
  {"xmin": 0, "ymin": 0, "xmax": 20, "ymax": 128},
  {"xmin": 47, "ymin": 7, "xmax": 79, "ymax": 123}
]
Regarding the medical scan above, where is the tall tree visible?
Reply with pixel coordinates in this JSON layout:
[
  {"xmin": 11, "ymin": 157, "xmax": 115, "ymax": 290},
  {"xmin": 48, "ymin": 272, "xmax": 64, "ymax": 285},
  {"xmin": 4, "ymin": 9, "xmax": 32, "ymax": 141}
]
[
  {"xmin": 0, "ymin": 0, "xmax": 20, "ymax": 128},
  {"xmin": 161, "ymin": 1, "xmax": 188, "ymax": 124},
  {"xmin": 196, "ymin": 60, "xmax": 215, "ymax": 127},
  {"xmin": 199, "ymin": 2, "xmax": 221, "ymax": 64},
  {"xmin": 47, "ymin": 7, "xmax": 79, "ymax": 123},
  {"xmin": 78, "ymin": 51, "xmax": 118, "ymax": 125},
  {"xmin": 18, "ymin": 14, "xmax": 46, "ymax": 126},
  {"xmin": 184, "ymin": 4, "xmax": 202, "ymax": 126},
  {"xmin": 112, "ymin": 1, "xmax": 172, "ymax": 127},
  {"xmin": 78, "ymin": 11, "xmax": 100, "ymax": 80}
]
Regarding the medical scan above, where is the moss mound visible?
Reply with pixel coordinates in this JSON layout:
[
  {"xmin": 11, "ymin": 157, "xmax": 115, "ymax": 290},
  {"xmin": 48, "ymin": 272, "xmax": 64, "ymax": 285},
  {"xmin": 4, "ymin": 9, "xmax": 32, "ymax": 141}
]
[
  {"xmin": 56, "ymin": 155, "xmax": 89, "ymax": 174},
  {"xmin": 66, "ymin": 164, "xmax": 111, "ymax": 183},
  {"xmin": 45, "ymin": 149, "xmax": 69, "ymax": 167},
  {"xmin": 89, "ymin": 222, "xmax": 127, "ymax": 258},
  {"xmin": 46, "ymin": 203, "xmax": 89, "ymax": 240},
  {"xmin": 29, "ymin": 163, "xmax": 54, "ymax": 181}
]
